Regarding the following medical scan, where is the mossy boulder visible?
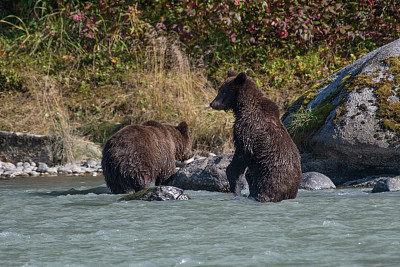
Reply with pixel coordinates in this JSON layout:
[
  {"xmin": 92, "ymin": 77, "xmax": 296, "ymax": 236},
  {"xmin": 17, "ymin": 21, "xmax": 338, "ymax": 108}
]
[{"xmin": 283, "ymin": 38, "xmax": 400, "ymax": 185}]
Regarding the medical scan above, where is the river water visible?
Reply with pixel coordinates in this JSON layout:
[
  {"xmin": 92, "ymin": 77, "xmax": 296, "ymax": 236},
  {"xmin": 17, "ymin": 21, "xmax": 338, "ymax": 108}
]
[{"xmin": 1, "ymin": 175, "xmax": 399, "ymax": 267}]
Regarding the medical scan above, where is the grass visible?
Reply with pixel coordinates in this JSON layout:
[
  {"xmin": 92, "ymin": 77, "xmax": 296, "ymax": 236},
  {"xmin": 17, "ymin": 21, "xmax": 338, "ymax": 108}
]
[
  {"xmin": 0, "ymin": 28, "xmax": 235, "ymax": 160},
  {"xmin": 0, "ymin": 5, "xmax": 370, "ymax": 161}
]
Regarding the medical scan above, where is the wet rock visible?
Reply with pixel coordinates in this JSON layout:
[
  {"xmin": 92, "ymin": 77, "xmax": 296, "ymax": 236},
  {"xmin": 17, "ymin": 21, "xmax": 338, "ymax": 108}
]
[
  {"xmin": 341, "ymin": 176, "xmax": 387, "ymax": 188},
  {"xmin": 371, "ymin": 177, "xmax": 400, "ymax": 193},
  {"xmin": 300, "ymin": 172, "xmax": 336, "ymax": 190},
  {"xmin": 47, "ymin": 167, "xmax": 58, "ymax": 175},
  {"xmin": 283, "ymin": 38, "xmax": 400, "ymax": 184},
  {"xmin": 28, "ymin": 171, "xmax": 40, "ymax": 177},
  {"xmin": 57, "ymin": 166, "xmax": 73, "ymax": 175},
  {"xmin": 168, "ymin": 154, "xmax": 248, "ymax": 192},
  {"xmin": 119, "ymin": 186, "xmax": 189, "ymax": 201}
]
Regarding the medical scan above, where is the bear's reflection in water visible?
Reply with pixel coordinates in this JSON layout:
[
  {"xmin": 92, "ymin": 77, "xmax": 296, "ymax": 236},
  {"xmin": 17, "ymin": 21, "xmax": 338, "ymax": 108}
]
[{"xmin": 33, "ymin": 186, "xmax": 111, "ymax": 197}]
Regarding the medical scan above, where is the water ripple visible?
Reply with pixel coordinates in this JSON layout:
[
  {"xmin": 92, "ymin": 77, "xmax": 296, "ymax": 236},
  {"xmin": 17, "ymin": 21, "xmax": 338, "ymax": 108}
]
[{"xmin": 1, "ymin": 176, "xmax": 400, "ymax": 266}]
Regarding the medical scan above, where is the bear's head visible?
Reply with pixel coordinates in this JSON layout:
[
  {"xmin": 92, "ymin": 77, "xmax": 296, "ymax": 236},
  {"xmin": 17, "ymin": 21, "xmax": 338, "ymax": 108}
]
[
  {"xmin": 210, "ymin": 70, "xmax": 247, "ymax": 111},
  {"xmin": 173, "ymin": 121, "xmax": 193, "ymax": 162}
]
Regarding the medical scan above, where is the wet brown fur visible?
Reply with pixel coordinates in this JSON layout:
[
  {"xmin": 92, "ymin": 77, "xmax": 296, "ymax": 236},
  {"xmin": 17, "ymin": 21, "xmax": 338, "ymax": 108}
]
[
  {"xmin": 101, "ymin": 120, "xmax": 192, "ymax": 194},
  {"xmin": 210, "ymin": 71, "xmax": 301, "ymax": 202}
]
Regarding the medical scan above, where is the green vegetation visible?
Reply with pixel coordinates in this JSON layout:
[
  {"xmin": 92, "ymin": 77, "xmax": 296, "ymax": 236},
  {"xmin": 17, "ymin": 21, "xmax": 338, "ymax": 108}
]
[
  {"xmin": 374, "ymin": 57, "xmax": 400, "ymax": 133},
  {"xmin": 287, "ymin": 85, "xmax": 344, "ymax": 150},
  {"xmin": 0, "ymin": 1, "xmax": 399, "ymax": 161}
]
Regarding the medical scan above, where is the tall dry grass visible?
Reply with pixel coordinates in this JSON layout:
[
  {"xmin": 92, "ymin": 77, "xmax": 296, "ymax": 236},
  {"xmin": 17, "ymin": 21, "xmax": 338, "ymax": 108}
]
[
  {"xmin": 0, "ymin": 28, "xmax": 235, "ymax": 159},
  {"xmin": 0, "ymin": 64, "xmax": 102, "ymax": 163},
  {"xmin": 113, "ymin": 31, "xmax": 235, "ymax": 155}
]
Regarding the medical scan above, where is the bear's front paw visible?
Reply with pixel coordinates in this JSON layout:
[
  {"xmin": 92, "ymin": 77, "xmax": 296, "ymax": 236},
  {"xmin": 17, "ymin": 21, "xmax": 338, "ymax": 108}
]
[{"xmin": 229, "ymin": 182, "xmax": 241, "ymax": 196}]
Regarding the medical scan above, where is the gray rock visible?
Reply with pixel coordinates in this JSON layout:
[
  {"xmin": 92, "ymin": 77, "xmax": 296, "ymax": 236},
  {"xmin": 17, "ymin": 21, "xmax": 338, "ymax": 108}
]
[
  {"xmin": 3, "ymin": 162, "xmax": 16, "ymax": 171},
  {"xmin": 341, "ymin": 176, "xmax": 385, "ymax": 188},
  {"xmin": 71, "ymin": 165, "xmax": 85, "ymax": 174},
  {"xmin": 23, "ymin": 162, "xmax": 31, "ymax": 169},
  {"xmin": 83, "ymin": 159, "xmax": 98, "ymax": 168},
  {"xmin": 168, "ymin": 154, "xmax": 248, "ymax": 192},
  {"xmin": 36, "ymin": 162, "xmax": 49, "ymax": 173},
  {"xmin": 57, "ymin": 166, "xmax": 73, "ymax": 174},
  {"xmin": 283, "ymin": 38, "xmax": 400, "ymax": 184},
  {"xmin": 300, "ymin": 172, "xmax": 336, "ymax": 190},
  {"xmin": 47, "ymin": 167, "xmax": 58, "ymax": 175},
  {"xmin": 119, "ymin": 186, "xmax": 189, "ymax": 201},
  {"xmin": 372, "ymin": 177, "xmax": 400, "ymax": 193},
  {"xmin": 28, "ymin": 171, "xmax": 40, "ymax": 177},
  {"xmin": 0, "ymin": 159, "xmax": 102, "ymax": 178},
  {"xmin": 3, "ymin": 170, "xmax": 19, "ymax": 178}
]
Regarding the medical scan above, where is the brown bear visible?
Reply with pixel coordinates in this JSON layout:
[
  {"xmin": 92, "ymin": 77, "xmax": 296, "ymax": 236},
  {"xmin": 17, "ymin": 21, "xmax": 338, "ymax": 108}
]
[
  {"xmin": 210, "ymin": 71, "xmax": 301, "ymax": 202},
  {"xmin": 101, "ymin": 120, "xmax": 193, "ymax": 194}
]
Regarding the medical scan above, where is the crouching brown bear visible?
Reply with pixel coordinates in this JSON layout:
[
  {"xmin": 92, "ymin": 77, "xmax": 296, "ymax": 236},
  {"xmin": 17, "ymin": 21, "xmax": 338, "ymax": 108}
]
[
  {"xmin": 210, "ymin": 71, "xmax": 301, "ymax": 202},
  {"xmin": 101, "ymin": 120, "xmax": 193, "ymax": 194}
]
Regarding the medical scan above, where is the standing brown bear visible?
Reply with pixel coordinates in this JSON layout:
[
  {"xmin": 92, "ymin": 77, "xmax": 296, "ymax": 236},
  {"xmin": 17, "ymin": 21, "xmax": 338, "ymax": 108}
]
[
  {"xmin": 210, "ymin": 71, "xmax": 301, "ymax": 202},
  {"xmin": 101, "ymin": 120, "xmax": 193, "ymax": 194}
]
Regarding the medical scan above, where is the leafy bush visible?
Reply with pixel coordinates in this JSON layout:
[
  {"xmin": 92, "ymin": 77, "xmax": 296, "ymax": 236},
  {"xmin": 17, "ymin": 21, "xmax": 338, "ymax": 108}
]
[{"xmin": 142, "ymin": 0, "xmax": 399, "ymax": 51}]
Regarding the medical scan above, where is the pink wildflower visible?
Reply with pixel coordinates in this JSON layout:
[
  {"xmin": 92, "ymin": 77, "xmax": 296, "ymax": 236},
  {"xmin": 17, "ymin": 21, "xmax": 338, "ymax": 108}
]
[
  {"xmin": 279, "ymin": 29, "xmax": 288, "ymax": 39},
  {"xmin": 231, "ymin": 33, "xmax": 237, "ymax": 43},
  {"xmin": 73, "ymin": 14, "xmax": 83, "ymax": 21}
]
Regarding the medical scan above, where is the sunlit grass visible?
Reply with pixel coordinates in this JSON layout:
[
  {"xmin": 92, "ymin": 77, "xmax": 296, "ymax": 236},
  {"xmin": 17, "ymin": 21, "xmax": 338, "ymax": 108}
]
[{"xmin": 0, "ymin": 4, "xmax": 365, "ymax": 161}]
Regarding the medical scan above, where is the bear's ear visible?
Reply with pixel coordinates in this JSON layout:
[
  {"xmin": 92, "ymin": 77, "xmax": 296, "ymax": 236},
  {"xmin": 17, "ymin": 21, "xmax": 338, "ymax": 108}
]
[
  {"xmin": 227, "ymin": 70, "xmax": 237, "ymax": 78},
  {"xmin": 177, "ymin": 121, "xmax": 189, "ymax": 135},
  {"xmin": 234, "ymin": 72, "xmax": 247, "ymax": 85}
]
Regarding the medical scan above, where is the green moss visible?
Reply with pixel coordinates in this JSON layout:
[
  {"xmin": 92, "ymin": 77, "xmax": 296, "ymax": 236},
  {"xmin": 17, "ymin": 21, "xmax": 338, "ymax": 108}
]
[
  {"xmin": 333, "ymin": 100, "xmax": 347, "ymax": 125},
  {"xmin": 343, "ymin": 73, "xmax": 373, "ymax": 93},
  {"xmin": 119, "ymin": 186, "xmax": 160, "ymax": 201},
  {"xmin": 380, "ymin": 57, "xmax": 400, "ymax": 133},
  {"xmin": 331, "ymin": 56, "xmax": 400, "ymax": 134},
  {"xmin": 287, "ymin": 68, "xmax": 388, "ymax": 147},
  {"xmin": 386, "ymin": 56, "xmax": 400, "ymax": 82},
  {"xmin": 291, "ymin": 78, "xmax": 333, "ymax": 110},
  {"xmin": 301, "ymin": 91, "xmax": 317, "ymax": 106},
  {"xmin": 338, "ymin": 73, "xmax": 353, "ymax": 92},
  {"xmin": 288, "ymin": 103, "xmax": 335, "ymax": 150}
]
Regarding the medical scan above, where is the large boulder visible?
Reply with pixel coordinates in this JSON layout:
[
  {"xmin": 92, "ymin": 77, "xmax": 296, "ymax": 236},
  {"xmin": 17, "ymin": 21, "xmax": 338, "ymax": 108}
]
[
  {"xmin": 168, "ymin": 154, "xmax": 248, "ymax": 192},
  {"xmin": 283, "ymin": 39, "xmax": 400, "ymax": 185}
]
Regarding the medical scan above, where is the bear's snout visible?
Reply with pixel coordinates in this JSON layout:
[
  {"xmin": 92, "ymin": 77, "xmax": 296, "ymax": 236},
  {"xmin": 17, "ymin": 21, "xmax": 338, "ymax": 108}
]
[
  {"xmin": 210, "ymin": 100, "xmax": 216, "ymax": 109},
  {"xmin": 210, "ymin": 99, "xmax": 225, "ymax": 110}
]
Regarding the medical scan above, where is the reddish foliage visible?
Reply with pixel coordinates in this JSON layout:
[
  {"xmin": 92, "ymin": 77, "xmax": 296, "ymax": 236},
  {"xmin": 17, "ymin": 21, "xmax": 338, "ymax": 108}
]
[{"xmin": 136, "ymin": 0, "xmax": 399, "ymax": 55}]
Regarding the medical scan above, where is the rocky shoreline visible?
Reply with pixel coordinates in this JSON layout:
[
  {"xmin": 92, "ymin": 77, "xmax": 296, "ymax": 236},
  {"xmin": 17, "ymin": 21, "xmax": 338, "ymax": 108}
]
[
  {"xmin": 0, "ymin": 159, "xmax": 102, "ymax": 178},
  {"xmin": 2, "ymin": 154, "xmax": 399, "ymax": 195}
]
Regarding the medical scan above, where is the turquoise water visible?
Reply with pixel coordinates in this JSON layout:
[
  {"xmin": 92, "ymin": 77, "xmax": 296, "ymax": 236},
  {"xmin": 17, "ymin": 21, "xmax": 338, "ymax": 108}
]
[{"xmin": 1, "ymin": 175, "xmax": 399, "ymax": 266}]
